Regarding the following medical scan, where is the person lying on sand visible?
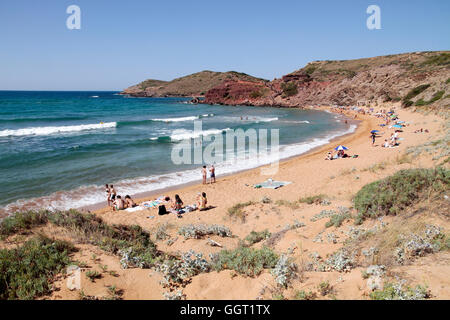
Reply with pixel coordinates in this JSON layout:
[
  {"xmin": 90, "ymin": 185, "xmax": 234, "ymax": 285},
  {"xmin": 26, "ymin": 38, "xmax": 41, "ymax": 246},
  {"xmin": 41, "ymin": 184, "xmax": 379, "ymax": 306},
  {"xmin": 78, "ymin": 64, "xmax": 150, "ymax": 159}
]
[
  {"xmin": 113, "ymin": 195, "xmax": 125, "ymax": 211},
  {"xmin": 124, "ymin": 195, "xmax": 137, "ymax": 208},
  {"xmin": 325, "ymin": 152, "xmax": 333, "ymax": 160}
]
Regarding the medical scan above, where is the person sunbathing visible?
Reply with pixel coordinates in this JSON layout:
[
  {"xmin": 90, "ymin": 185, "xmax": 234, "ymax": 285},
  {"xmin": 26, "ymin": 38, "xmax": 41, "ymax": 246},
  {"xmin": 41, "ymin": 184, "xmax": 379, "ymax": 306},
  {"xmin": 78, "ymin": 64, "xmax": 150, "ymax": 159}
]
[
  {"xmin": 325, "ymin": 152, "xmax": 332, "ymax": 160},
  {"xmin": 172, "ymin": 194, "xmax": 183, "ymax": 211},
  {"xmin": 113, "ymin": 195, "xmax": 125, "ymax": 211},
  {"xmin": 199, "ymin": 192, "xmax": 208, "ymax": 210},
  {"xmin": 125, "ymin": 195, "xmax": 137, "ymax": 208}
]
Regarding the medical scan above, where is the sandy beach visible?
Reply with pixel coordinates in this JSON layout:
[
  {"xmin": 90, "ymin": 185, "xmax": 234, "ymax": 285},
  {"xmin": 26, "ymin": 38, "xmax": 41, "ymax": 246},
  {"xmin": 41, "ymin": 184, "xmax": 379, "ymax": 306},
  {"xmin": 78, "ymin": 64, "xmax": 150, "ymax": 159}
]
[
  {"xmin": 2, "ymin": 102, "xmax": 447, "ymax": 300},
  {"xmin": 42, "ymin": 102, "xmax": 444, "ymax": 300}
]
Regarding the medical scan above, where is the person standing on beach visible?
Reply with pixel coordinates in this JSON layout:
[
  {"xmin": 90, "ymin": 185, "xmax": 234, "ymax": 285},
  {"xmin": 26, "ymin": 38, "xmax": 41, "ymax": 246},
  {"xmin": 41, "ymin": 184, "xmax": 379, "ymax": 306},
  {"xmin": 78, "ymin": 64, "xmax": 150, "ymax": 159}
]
[
  {"xmin": 109, "ymin": 185, "xmax": 117, "ymax": 205},
  {"xmin": 202, "ymin": 166, "xmax": 207, "ymax": 184},
  {"xmin": 106, "ymin": 184, "xmax": 111, "ymax": 207},
  {"xmin": 209, "ymin": 165, "xmax": 216, "ymax": 184},
  {"xmin": 370, "ymin": 132, "xmax": 377, "ymax": 146}
]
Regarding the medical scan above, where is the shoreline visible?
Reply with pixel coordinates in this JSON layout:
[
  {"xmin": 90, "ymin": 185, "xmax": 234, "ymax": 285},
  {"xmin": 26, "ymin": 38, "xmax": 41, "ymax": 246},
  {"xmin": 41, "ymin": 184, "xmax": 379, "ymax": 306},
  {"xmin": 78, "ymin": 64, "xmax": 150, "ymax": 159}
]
[
  {"xmin": 0, "ymin": 105, "xmax": 358, "ymax": 218},
  {"xmin": 91, "ymin": 106, "xmax": 364, "ymax": 215}
]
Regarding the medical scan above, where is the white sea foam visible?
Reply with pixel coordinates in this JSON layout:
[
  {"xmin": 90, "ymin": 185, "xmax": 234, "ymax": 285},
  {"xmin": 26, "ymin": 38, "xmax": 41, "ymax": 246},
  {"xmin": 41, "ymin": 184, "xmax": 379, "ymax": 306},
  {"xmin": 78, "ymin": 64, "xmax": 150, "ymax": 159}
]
[
  {"xmin": 1, "ymin": 124, "xmax": 357, "ymax": 217},
  {"xmin": 151, "ymin": 114, "xmax": 214, "ymax": 122},
  {"xmin": 281, "ymin": 120, "xmax": 310, "ymax": 124},
  {"xmin": 169, "ymin": 128, "xmax": 232, "ymax": 141},
  {"xmin": 218, "ymin": 116, "xmax": 279, "ymax": 123},
  {"xmin": 151, "ymin": 116, "xmax": 199, "ymax": 122},
  {"xmin": 0, "ymin": 122, "xmax": 117, "ymax": 137}
]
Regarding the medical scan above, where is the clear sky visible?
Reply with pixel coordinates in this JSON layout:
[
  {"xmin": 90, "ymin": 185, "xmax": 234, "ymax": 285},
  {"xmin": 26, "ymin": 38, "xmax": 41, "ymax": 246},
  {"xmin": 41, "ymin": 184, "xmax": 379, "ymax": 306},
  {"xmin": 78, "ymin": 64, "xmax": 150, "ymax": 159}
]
[{"xmin": 0, "ymin": 0, "xmax": 449, "ymax": 91}]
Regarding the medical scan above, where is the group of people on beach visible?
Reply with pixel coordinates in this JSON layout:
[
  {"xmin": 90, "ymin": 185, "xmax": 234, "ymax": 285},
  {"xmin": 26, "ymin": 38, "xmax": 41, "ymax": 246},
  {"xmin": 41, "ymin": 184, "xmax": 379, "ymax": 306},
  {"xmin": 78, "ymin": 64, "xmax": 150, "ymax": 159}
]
[
  {"xmin": 105, "ymin": 184, "xmax": 137, "ymax": 211},
  {"xmin": 325, "ymin": 149, "xmax": 351, "ymax": 160},
  {"xmin": 202, "ymin": 165, "xmax": 216, "ymax": 184},
  {"xmin": 105, "ymin": 183, "xmax": 211, "ymax": 218},
  {"xmin": 326, "ymin": 104, "xmax": 421, "ymax": 159},
  {"xmin": 156, "ymin": 192, "xmax": 209, "ymax": 217},
  {"xmin": 104, "ymin": 164, "xmax": 217, "ymax": 215}
]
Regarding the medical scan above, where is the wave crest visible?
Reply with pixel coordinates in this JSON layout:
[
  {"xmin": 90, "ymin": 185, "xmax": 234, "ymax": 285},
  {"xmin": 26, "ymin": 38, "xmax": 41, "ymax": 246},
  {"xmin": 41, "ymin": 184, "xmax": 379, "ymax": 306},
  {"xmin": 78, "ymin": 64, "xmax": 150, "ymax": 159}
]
[{"xmin": 0, "ymin": 122, "xmax": 117, "ymax": 137}]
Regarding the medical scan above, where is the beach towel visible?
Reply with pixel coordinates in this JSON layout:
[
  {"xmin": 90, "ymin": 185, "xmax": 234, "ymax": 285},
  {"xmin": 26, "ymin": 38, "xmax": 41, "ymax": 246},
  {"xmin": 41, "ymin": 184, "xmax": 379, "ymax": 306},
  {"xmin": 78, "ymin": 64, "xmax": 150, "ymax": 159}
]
[
  {"xmin": 184, "ymin": 204, "xmax": 197, "ymax": 212},
  {"xmin": 142, "ymin": 200, "xmax": 161, "ymax": 208},
  {"xmin": 253, "ymin": 180, "xmax": 292, "ymax": 189},
  {"xmin": 125, "ymin": 206, "xmax": 143, "ymax": 212}
]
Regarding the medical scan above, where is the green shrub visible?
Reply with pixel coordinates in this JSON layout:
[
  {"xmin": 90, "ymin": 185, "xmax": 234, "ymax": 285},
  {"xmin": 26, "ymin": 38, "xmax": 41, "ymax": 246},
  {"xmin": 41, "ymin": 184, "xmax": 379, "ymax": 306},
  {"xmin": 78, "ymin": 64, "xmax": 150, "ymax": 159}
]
[
  {"xmin": 415, "ymin": 91, "xmax": 445, "ymax": 106},
  {"xmin": 325, "ymin": 212, "xmax": 350, "ymax": 228},
  {"xmin": 294, "ymin": 290, "xmax": 316, "ymax": 300},
  {"xmin": 281, "ymin": 82, "xmax": 298, "ymax": 97},
  {"xmin": 275, "ymin": 199, "xmax": 300, "ymax": 209},
  {"xmin": 0, "ymin": 210, "xmax": 49, "ymax": 238},
  {"xmin": 402, "ymin": 84, "xmax": 430, "ymax": 103},
  {"xmin": 245, "ymin": 230, "xmax": 271, "ymax": 246},
  {"xmin": 49, "ymin": 210, "xmax": 159, "ymax": 268},
  {"xmin": 415, "ymin": 99, "xmax": 426, "ymax": 106},
  {"xmin": 0, "ymin": 236, "xmax": 74, "ymax": 300},
  {"xmin": 402, "ymin": 100, "xmax": 414, "ymax": 108},
  {"xmin": 422, "ymin": 53, "xmax": 450, "ymax": 66},
  {"xmin": 210, "ymin": 246, "xmax": 278, "ymax": 277},
  {"xmin": 304, "ymin": 65, "xmax": 317, "ymax": 75},
  {"xmin": 250, "ymin": 90, "xmax": 263, "ymax": 99},
  {"xmin": 428, "ymin": 90, "xmax": 445, "ymax": 104},
  {"xmin": 354, "ymin": 168, "xmax": 449, "ymax": 221},
  {"xmin": 370, "ymin": 282, "xmax": 430, "ymax": 300},
  {"xmin": 227, "ymin": 201, "xmax": 255, "ymax": 222},
  {"xmin": 299, "ymin": 194, "xmax": 327, "ymax": 205},
  {"xmin": 446, "ymin": 77, "xmax": 450, "ymax": 84},
  {"xmin": 85, "ymin": 270, "xmax": 102, "ymax": 282},
  {"xmin": 318, "ymin": 281, "xmax": 332, "ymax": 296}
]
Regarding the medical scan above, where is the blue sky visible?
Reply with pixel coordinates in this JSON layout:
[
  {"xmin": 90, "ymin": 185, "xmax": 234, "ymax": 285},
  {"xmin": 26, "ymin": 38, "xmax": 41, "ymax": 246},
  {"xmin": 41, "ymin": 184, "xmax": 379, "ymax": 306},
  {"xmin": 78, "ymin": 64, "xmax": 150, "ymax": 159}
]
[{"xmin": 0, "ymin": 0, "xmax": 449, "ymax": 91}]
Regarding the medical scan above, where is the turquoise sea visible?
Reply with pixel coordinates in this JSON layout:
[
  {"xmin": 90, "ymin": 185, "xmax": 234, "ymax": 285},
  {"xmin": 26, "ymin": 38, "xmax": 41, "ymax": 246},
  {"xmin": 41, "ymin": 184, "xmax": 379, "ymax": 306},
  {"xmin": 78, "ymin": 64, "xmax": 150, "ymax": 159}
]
[{"xmin": 0, "ymin": 91, "xmax": 355, "ymax": 216}]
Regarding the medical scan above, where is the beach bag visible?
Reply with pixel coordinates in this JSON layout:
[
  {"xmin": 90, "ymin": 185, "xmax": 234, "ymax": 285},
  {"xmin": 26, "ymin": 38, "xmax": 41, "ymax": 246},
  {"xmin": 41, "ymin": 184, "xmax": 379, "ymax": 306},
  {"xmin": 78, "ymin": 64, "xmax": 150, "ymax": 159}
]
[{"xmin": 158, "ymin": 205, "xmax": 168, "ymax": 215}]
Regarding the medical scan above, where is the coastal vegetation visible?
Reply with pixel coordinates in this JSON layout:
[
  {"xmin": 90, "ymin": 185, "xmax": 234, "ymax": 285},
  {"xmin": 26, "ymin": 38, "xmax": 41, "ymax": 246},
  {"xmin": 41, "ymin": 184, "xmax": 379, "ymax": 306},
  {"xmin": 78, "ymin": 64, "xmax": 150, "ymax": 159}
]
[
  {"xmin": 0, "ymin": 236, "xmax": 74, "ymax": 300},
  {"xmin": 353, "ymin": 167, "xmax": 449, "ymax": 221},
  {"xmin": 280, "ymin": 82, "xmax": 298, "ymax": 97},
  {"xmin": 227, "ymin": 201, "xmax": 255, "ymax": 222},
  {"xmin": 244, "ymin": 230, "xmax": 271, "ymax": 246},
  {"xmin": 210, "ymin": 246, "xmax": 278, "ymax": 277}
]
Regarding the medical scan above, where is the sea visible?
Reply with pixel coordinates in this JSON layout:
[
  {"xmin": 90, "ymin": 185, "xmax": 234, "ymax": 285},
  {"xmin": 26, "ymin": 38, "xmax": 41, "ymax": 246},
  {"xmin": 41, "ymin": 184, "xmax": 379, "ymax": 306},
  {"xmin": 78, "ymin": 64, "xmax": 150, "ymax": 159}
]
[{"xmin": 0, "ymin": 91, "xmax": 356, "ymax": 217}]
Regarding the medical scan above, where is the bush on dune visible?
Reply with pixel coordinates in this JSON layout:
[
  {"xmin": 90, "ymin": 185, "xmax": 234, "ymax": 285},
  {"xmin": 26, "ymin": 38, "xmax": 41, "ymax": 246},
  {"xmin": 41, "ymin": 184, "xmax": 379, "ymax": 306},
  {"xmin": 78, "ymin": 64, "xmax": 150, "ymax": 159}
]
[
  {"xmin": 210, "ymin": 246, "xmax": 278, "ymax": 277},
  {"xmin": 0, "ymin": 210, "xmax": 49, "ymax": 238},
  {"xmin": 0, "ymin": 236, "xmax": 74, "ymax": 300},
  {"xmin": 0, "ymin": 210, "xmax": 160, "ymax": 269},
  {"xmin": 354, "ymin": 167, "xmax": 449, "ymax": 221}
]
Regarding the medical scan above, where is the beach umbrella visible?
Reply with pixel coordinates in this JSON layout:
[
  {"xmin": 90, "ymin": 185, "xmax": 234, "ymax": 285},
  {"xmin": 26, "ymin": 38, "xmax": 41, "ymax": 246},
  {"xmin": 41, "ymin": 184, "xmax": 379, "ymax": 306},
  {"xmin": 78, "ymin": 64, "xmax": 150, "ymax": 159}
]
[
  {"xmin": 335, "ymin": 145, "xmax": 348, "ymax": 151},
  {"xmin": 371, "ymin": 130, "xmax": 380, "ymax": 133},
  {"xmin": 392, "ymin": 124, "xmax": 403, "ymax": 128}
]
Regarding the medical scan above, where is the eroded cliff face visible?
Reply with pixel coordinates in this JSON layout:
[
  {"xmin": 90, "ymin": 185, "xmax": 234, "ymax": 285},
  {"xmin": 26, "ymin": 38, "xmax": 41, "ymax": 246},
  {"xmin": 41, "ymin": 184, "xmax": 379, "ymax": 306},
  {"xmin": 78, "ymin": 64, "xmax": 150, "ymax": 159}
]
[{"xmin": 204, "ymin": 51, "xmax": 450, "ymax": 109}]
